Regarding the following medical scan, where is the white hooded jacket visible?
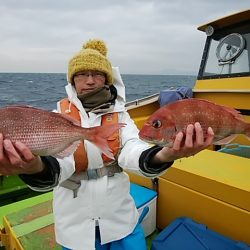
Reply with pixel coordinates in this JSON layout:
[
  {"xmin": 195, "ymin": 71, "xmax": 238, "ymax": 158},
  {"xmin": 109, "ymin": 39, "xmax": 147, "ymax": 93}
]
[{"xmin": 53, "ymin": 67, "xmax": 151, "ymax": 250}]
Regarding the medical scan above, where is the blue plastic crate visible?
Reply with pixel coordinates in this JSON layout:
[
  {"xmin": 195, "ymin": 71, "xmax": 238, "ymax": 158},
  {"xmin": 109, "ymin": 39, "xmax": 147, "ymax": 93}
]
[
  {"xmin": 130, "ymin": 183, "xmax": 157, "ymax": 237},
  {"xmin": 218, "ymin": 144, "xmax": 250, "ymax": 158},
  {"xmin": 130, "ymin": 183, "xmax": 157, "ymax": 208},
  {"xmin": 152, "ymin": 217, "xmax": 250, "ymax": 250}
]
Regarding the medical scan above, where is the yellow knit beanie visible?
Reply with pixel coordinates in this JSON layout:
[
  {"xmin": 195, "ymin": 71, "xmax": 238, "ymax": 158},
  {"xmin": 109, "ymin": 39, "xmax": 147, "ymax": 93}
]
[{"xmin": 68, "ymin": 39, "xmax": 113, "ymax": 85}]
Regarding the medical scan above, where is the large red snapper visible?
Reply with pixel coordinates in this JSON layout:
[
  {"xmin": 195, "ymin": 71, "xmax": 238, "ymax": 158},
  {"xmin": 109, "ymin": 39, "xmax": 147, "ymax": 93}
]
[
  {"xmin": 0, "ymin": 105, "xmax": 125, "ymax": 159},
  {"xmin": 139, "ymin": 98, "xmax": 250, "ymax": 147}
]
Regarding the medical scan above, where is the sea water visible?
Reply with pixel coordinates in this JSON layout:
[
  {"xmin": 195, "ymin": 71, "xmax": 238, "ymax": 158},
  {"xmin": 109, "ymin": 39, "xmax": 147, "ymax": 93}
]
[{"xmin": 0, "ymin": 73, "xmax": 196, "ymax": 110}]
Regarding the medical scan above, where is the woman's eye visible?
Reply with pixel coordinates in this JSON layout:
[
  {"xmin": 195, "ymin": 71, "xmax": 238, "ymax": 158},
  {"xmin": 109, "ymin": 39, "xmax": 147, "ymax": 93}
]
[{"xmin": 152, "ymin": 120, "xmax": 162, "ymax": 128}]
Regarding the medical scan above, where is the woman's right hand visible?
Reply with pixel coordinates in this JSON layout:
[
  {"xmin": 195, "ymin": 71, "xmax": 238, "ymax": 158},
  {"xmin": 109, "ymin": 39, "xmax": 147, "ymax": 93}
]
[{"xmin": 0, "ymin": 133, "xmax": 44, "ymax": 175}]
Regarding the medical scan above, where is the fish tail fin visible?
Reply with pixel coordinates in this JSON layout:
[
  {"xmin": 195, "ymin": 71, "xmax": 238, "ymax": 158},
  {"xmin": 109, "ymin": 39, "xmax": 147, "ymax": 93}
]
[{"xmin": 84, "ymin": 123, "xmax": 126, "ymax": 159}]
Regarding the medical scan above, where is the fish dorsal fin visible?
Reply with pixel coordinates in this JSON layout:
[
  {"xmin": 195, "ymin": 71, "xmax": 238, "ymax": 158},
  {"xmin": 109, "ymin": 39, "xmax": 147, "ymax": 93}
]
[
  {"xmin": 5, "ymin": 105, "xmax": 44, "ymax": 111},
  {"xmin": 52, "ymin": 140, "xmax": 81, "ymax": 159},
  {"xmin": 57, "ymin": 113, "xmax": 81, "ymax": 126},
  {"xmin": 220, "ymin": 106, "xmax": 245, "ymax": 122},
  {"xmin": 213, "ymin": 135, "xmax": 237, "ymax": 145},
  {"xmin": 194, "ymin": 99, "xmax": 244, "ymax": 122},
  {"xmin": 5, "ymin": 105, "xmax": 81, "ymax": 126}
]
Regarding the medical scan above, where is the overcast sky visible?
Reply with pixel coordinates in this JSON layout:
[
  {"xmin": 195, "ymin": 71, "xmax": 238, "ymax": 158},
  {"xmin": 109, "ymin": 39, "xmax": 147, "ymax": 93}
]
[{"xmin": 0, "ymin": 1, "xmax": 249, "ymax": 75}]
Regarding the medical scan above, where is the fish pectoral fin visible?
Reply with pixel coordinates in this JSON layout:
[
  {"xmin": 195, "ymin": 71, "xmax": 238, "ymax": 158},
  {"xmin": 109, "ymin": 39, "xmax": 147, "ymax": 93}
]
[
  {"xmin": 213, "ymin": 135, "xmax": 237, "ymax": 145},
  {"xmin": 53, "ymin": 141, "xmax": 81, "ymax": 159}
]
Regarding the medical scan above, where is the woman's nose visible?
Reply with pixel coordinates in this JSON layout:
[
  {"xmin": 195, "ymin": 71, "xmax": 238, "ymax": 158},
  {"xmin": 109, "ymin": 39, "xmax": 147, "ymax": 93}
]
[{"xmin": 85, "ymin": 75, "xmax": 95, "ymax": 84}]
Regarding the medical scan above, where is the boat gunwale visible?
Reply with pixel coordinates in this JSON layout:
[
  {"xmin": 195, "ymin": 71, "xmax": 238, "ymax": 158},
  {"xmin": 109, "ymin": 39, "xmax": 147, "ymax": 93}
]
[{"xmin": 125, "ymin": 93, "xmax": 159, "ymax": 110}]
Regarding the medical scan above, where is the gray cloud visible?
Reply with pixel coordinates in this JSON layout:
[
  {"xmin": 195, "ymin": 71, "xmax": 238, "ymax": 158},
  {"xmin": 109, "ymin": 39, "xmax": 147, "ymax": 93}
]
[{"xmin": 0, "ymin": 0, "xmax": 249, "ymax": 74}]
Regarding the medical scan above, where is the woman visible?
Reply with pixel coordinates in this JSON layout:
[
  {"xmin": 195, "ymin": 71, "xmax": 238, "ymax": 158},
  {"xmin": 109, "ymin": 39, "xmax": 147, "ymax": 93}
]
[{"xmin": 0, "ymin": 39, "xmax": 214, "ymax": 250}]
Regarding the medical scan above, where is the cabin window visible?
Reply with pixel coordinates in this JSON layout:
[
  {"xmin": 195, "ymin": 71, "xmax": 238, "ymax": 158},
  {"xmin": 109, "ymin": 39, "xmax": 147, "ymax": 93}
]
[{"xmin": 199, "ymin": 23, "xmax": 250, "ymax": 79}]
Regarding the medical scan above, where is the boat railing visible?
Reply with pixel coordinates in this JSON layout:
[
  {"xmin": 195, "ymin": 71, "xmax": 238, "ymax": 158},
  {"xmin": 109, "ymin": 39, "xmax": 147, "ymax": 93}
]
[{"xmin": 125, "ymin": 93, "xmax": 159, "ymax": 109}]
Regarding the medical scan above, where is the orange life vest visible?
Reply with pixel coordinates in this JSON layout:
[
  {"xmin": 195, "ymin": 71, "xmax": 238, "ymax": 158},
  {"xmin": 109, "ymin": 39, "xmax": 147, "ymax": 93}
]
[{"xmin": 60, "ymin": 98, "xmax": 121, "ymax": 173}]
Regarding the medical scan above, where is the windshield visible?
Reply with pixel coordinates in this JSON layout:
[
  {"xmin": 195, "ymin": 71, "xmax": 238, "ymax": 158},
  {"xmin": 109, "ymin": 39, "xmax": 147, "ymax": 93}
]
[{"xmin": 198, "ymin": 22, "xmax": 250, "ymax": 79}]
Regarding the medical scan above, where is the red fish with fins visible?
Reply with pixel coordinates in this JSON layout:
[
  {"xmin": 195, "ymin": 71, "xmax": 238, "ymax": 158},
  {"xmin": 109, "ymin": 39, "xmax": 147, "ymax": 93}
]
[
  {"xmin": 0, "ymin": 105, "xmax": 125, "ymax": 159},
  {"xmin": 139, "ymin": 98, "xmax": 250, "ymax": 147}
]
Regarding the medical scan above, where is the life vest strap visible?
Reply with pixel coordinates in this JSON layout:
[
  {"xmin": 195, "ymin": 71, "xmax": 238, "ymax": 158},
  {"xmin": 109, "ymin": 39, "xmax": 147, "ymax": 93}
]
[{"xmin": 60, "ymin": 164, "xmax": 123, "ymax": 197}]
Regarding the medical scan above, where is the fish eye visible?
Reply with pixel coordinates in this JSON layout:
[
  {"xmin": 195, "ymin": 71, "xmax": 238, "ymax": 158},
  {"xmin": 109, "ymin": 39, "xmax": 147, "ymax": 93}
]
[{"xmin": 152, "ymin": 119, "xmax": 162, "ymax": 128}]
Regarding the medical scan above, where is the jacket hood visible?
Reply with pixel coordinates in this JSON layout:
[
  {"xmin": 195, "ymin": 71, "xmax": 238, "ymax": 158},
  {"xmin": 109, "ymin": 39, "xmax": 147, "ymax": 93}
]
[{"xmin": 65, "ymin": 66, "xmax": 126, "ymax": 112}]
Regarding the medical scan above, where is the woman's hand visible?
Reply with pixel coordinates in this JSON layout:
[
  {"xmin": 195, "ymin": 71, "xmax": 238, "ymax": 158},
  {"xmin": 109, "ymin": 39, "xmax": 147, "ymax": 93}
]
[
  {"xmin": 0, "ymin": 133, "xmax": 44, "ymax": 175},
  {"xmin": 152, "ymin": 122, "xmax": 214, "ymax": 164}
]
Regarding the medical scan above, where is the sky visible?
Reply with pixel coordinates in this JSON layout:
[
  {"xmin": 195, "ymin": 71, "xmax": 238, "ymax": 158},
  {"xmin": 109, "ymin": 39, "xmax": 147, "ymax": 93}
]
[{"xmin": 0, "ymin": 0, "xmax": 249, "ymax": 75}]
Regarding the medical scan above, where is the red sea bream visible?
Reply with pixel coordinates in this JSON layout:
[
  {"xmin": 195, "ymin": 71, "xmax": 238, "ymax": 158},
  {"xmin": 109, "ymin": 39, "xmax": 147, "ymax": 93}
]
[
  {"xmin": 139, "ymin": 98, "xmax": 250, "ymax": 147},
  {"xmin": 0, "ymin": 105, "xmax": 125, "ymax": 159}
]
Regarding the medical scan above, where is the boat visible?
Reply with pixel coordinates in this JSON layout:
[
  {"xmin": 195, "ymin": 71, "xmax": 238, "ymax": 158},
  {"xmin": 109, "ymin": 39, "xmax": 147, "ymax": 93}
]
[{"xmin": 0, "ymin": 8, "xmax": 250, "ymax": 250}]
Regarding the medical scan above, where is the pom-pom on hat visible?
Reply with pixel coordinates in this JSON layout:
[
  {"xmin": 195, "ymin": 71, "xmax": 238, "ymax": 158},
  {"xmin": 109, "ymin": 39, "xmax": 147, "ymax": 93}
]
[{"xmin": 68, "ymin": 39, "xmax": 113, "ymax": 85}]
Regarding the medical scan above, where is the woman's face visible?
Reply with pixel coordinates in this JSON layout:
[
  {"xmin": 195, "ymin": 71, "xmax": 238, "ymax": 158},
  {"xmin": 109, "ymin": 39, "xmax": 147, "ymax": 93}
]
[{"xmin": 73, "ymin": 71, "xmax": 106, "ymax": 94}]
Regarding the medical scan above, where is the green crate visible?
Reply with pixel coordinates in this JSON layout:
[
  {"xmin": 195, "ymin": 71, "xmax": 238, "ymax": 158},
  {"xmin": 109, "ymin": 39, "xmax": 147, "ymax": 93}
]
[{"xmin": 2, "ymin": 195, "xmax": 61, "ymax": 250}]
